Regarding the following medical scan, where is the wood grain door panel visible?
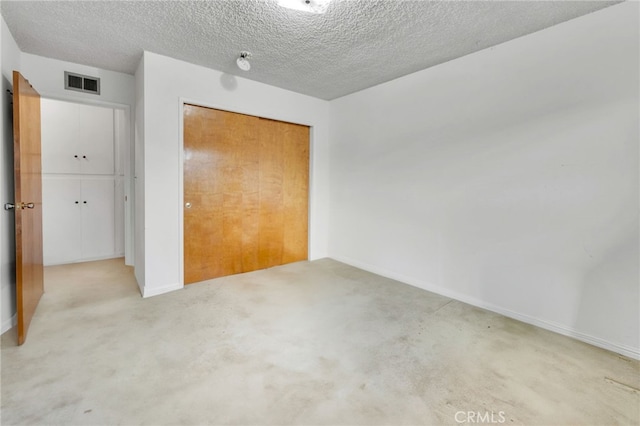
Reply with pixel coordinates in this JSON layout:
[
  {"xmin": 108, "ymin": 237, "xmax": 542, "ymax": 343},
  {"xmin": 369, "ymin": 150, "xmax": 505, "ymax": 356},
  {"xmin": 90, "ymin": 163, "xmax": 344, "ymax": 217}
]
[
  {"xmin": 183, "ymin": 105, "xmax": 309, "ymax": 284},
  {"xmin": 257, "ymin": 118, "xmax": 285, "ymax": 270},
  {"xmin": 13, "ymin": 71, "xmax": 44, "ymax": 345}
]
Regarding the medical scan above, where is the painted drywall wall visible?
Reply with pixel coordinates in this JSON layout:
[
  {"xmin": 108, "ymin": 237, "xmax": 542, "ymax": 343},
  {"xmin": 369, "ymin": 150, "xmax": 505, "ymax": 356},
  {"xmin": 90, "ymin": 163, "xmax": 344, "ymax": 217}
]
[
  {"xmin": 138, "ymin": 51, "xmax": 330, "ymax": 297},
  {"xmin": 20, "ymin": 53, "xmax": 135, "ymax": 107},
  {"xmin": 329, "ymin": 2, "xmax": 639, "ymax": 358},
  {"xmin": 134, "ymin": 56, "xmax": 145, "ymax": 292},
  {"xmin": 1, "ymin": 17, "xmax": 21, "ymax": 334}
]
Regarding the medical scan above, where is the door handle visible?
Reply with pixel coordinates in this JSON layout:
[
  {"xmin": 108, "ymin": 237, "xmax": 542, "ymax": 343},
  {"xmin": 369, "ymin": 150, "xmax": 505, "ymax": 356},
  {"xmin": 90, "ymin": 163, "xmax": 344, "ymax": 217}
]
[
  {"xmin": 4, "ymin": 202, "xmax": 34, "ymax": 210},
  {"xmin": 185, "ymin": 202, "xmax": 192, "ymax": 209}
]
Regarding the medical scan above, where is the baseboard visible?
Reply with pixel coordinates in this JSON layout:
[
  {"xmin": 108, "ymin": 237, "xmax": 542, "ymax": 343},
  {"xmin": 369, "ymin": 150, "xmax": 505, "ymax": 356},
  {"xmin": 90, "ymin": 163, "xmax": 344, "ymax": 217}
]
[
  {"xmin": 493, "ymin": 305, "xmax": 640, "ymax": 360},
  {"xmin": 1, "ymin": 314, "xmax": 16, "ymax": 335},
  {"xmin": 44, "ymin": 254, "xmax": 124, "ymax": 267},
  {"xmin": 331, "ymin": 255, "xmax": 640, "ymax": 361},
  {"xmin": 136, "ymin": 278, "xmax": 143, "ymax": 297},
  {"xmin": 142, "ymin": 282, "xmax": 183, "ymax": 298}
]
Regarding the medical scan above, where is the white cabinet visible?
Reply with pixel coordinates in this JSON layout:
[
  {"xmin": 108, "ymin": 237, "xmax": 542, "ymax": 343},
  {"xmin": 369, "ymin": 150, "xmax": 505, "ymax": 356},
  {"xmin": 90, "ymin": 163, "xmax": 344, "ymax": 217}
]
[
  {"xmin": 81, "ymin": 179, "xmax": 116, "ymax": 259},
  {"xmin": 42, "ymin": 179, "xmax": 82, "ymax": 264},
  {"xmin": 42, "ymin": 179, "xmax": 115, "ymax": 265},
  {"xmin": 40, "ymin": 98, "xmax": 123, "ymax": 266},
  {"xmin": 41, "ymin": 100, "xmax": 115, "ymax": 175}
]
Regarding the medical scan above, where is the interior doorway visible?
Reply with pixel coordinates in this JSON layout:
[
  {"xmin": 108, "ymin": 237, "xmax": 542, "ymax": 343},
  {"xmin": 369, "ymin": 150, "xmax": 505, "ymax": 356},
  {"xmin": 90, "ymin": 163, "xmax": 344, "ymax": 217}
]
[
  {"xmin": 40, "ymin": 98, "xmax": 130, "ymax": 266},
  {"xmin": 182, "ymin": 104, "xmax": 310, "ymax": 284}
]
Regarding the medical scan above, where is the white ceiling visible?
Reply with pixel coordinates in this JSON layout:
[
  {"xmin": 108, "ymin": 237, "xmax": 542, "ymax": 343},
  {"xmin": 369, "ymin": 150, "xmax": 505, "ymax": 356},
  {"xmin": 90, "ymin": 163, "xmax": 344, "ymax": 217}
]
[{"xmin": 1, "ymin": 0, "xmax": 620, "ymax": 100}]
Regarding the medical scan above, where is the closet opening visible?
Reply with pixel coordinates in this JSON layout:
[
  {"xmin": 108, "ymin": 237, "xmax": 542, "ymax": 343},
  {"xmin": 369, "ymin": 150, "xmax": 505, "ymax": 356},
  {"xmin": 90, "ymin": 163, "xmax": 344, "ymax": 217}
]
[{"xmin": 40, "ymin": 98, "xmax": 135, "ymax": 298}]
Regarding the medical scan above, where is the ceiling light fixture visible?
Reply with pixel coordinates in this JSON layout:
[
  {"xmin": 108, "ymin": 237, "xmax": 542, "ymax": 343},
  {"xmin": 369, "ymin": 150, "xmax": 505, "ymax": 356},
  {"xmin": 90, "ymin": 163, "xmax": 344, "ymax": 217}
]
[
  {"xmin": 277, "ymin": 0, "xmax": 331, "ymax": 14},
  {"xmin": 236, "ymin": 51, "xmax": 252, "ymax": 71}
]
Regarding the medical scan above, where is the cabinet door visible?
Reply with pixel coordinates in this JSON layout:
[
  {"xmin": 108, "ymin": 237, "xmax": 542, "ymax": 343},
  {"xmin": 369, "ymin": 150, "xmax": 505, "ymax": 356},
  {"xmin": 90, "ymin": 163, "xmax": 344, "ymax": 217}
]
[
  {"xmin": 42, "ymin": 178, "xmax": 82, "ymax": 265},
  {"xmin": 81, "ymin": 179, "xmax": 115, "ymax": 259},
  {"xmin": 41, "ymin": 99, "xmax": 81, "ymax": 174},
  {"xmin": 78, "ymin": 104, "xmax": 114, "ymax": 175}
]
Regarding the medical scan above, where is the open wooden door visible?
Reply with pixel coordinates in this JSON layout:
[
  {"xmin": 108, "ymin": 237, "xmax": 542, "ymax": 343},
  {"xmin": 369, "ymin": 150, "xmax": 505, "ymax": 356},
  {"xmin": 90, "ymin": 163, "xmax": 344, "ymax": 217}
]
[{"xmin": 12, "ymin": 71, "xmax": 44, "ymax": 345}]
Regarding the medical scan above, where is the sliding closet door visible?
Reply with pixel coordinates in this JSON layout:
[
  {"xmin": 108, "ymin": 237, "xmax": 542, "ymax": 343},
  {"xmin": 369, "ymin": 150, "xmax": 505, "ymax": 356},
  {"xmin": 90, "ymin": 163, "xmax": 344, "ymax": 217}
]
[{"xmin": 183, "ymin": 104, "xmax": 309, "ymax": 285}]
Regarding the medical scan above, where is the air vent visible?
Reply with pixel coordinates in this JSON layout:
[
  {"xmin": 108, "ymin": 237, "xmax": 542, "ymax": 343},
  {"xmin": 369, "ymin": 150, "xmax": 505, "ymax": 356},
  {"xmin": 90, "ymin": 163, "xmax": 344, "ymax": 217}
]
[{"xmin": 64, "ymin": 71, "xmax": 100, "ymax": 95}]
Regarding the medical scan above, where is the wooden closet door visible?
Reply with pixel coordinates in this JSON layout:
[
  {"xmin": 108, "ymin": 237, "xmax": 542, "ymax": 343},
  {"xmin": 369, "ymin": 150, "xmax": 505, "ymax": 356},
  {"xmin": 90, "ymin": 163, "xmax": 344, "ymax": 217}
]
[
  {"xmin": 183, "ymin": 104, "xmax": 309, "ymax": 285},
  {"xmin": 258, "ymin": 118, "xmax": 309, "ymax": 268}
]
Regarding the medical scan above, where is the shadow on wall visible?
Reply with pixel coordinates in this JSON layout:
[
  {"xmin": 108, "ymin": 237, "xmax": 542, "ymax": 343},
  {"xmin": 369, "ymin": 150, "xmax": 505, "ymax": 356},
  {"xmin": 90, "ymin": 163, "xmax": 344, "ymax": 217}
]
[
  {"xmin": 220, "ymin": 73, "xmax": 238, "ymax": 92},
  {"xmin": 1, "ymin": 73, "xmax": 17, "ymax": 327},
  {"xmin": 574, "ymin": 231, "xmax": 640, "ymax": 355}
]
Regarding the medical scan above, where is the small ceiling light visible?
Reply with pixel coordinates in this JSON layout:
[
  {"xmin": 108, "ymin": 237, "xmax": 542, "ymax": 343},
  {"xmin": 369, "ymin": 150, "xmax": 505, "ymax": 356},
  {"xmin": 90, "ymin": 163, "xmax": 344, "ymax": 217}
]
[
  {"xmin": 236, "ymin": 51, "xmax": 252, "ymax": 71},
  {"xmin": 277, "ymin": 0, "xmax": 331, "ymax": 14}
]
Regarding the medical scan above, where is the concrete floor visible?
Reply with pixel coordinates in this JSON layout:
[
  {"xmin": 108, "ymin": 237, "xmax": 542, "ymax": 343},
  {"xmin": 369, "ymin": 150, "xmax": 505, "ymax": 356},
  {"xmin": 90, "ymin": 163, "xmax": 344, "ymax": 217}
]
[{"xmin": 1, "ymin": 258, "xmax": 638, "ymax": 425}]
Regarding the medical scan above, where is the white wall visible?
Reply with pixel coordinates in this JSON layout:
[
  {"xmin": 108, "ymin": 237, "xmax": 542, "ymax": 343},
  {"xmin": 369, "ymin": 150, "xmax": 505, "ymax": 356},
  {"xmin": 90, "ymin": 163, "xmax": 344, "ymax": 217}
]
[
  {"xmin": 329, "ymin": 2, "xmax": 639, "ymax": 358},
  {"xmin": 138, "ymin": 51, "xmax": 330, "ymax": 297},
  {"xmin": 1, "ymin": 16, "xmax": 21, "ymax": 334},
  {"xmin": 134, "ymin": 57, "xmax": 145, "ymax": 292},
  {"xmin": 20, "ymin": 53, "xmax": 135, "ymax": 107}
]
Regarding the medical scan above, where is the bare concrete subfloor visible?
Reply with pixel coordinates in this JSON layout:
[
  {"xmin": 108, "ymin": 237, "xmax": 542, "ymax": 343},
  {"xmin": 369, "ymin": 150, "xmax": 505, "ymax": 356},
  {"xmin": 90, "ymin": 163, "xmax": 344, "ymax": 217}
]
[{"xmin": 1, "ymin": 258, "xmax": 638, "ymax": 425}]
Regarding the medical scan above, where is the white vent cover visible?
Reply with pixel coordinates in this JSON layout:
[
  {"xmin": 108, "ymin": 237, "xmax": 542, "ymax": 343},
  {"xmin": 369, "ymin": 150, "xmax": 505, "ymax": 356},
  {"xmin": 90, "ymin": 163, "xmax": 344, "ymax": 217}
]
[{"xmin": 64, "ymin": 71, "xmax": 100, "ymax": 95}]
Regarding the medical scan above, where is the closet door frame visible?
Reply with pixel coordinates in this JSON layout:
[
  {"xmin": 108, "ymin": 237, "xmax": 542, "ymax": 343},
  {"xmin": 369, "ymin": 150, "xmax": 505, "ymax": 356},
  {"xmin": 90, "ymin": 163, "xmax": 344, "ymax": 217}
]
[{"xmin": 178, "ymin": 98, "xmax": 315, "ymax": 287}]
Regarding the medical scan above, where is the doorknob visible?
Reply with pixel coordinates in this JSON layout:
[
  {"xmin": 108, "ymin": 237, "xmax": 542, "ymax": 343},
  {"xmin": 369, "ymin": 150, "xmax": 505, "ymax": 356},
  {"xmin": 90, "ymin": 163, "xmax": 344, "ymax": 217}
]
[
  {"xmin": 185, "ymin": 202, "xmax": 192, "ymax": 209},
  {"xmin": 4, "ymin": 202, "xmax": 34, "ymax": 210}
]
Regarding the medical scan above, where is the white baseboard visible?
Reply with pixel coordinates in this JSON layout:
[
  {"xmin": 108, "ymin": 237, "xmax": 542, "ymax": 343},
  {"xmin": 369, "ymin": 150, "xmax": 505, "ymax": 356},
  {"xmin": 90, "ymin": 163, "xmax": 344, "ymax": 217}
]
[
  {"xmin": 1, "ymin": 314, "xmax": 16, "ymax": 335},
  {"xmin": 142, "ymin": 282, "xmax": 183, "ymax": 298},
  {"xmin": 331, "ymin": 255, "xmax": 640, "ymax": 361},
  {"xmin": 44, "ymin": 254, "xmax": 124, "ymax": 267}
]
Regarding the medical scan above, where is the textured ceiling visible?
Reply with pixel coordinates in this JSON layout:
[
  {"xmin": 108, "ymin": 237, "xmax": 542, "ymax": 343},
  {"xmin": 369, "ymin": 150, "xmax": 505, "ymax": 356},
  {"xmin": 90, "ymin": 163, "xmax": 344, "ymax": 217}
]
[{"xmin": 1, "ymin": 0, "xmax": 621, "ymax": 100}]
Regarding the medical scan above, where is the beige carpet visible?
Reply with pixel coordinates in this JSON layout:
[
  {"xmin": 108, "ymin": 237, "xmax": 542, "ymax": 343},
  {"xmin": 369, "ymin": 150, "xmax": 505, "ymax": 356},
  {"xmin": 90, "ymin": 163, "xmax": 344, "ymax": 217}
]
[{"xmin": 1, "ymin": 258, "xmax": 638, "ymax": 425}]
